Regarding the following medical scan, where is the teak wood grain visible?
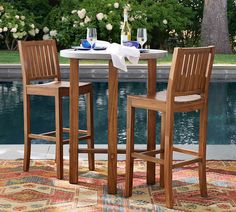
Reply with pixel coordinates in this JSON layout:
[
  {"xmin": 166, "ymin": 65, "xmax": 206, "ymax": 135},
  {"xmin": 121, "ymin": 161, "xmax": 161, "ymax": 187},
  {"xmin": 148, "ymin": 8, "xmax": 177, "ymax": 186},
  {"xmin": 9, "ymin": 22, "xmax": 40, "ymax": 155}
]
[
  {"xmin": 18, "ymin": 40, "xmax": 94, "ymax": 180},
  {"xmin": 125, "ymin": 46, "xmax": 215, "ymax": 209},
  {"xmin": 60, "ymin": 48, "xmax": 167, "ymax": 195}
]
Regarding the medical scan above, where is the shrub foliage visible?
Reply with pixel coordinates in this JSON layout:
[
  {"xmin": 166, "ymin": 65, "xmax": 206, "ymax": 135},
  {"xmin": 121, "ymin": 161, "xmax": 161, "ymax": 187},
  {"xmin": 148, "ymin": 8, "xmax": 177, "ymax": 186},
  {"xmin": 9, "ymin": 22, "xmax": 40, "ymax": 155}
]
[{"xmin": 0, "ymin": 0, "xmax": 235, "ymax": 51}]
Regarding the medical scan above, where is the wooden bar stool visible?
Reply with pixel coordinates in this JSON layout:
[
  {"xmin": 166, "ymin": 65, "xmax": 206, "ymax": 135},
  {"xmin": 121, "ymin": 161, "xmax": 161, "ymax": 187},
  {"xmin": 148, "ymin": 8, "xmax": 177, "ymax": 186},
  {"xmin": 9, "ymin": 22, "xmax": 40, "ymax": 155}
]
[
  {"xmin": 18, "ymin": 40, "xmax": 94, "ymax": 179},
  {"xmin": 125, "ymin": 46, "xmax": 215, "ymax": 208}
]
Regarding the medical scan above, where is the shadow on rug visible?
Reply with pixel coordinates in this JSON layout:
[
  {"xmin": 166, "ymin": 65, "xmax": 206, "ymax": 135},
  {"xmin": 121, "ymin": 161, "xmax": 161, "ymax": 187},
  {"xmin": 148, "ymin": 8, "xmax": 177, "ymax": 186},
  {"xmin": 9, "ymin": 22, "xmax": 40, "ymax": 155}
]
[{"xmin": 0, "ymin": 160, "xmax": 235, "ymax": 211}]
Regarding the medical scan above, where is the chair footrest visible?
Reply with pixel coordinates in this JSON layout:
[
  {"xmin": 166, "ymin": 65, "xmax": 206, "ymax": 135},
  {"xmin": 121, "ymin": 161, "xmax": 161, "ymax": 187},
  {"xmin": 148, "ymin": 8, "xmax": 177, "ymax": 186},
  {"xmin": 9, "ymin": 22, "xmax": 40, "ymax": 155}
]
[
  {"xmin": 63, "ymin": 128, "xmax": 87, "ymax": 135},
  {"xmin": 173, "ymin": 147, "xmax": 198, "ymax": 156},
  {"xmin": 141, "ymin": 149, "xmax": 164, "ymax": 155},
  {"xmin": 29, "ymin": 133, "xmax": 56, "ymax": 142},
  {"xmin": 62, "ymin": 135, "xmax": 92, "ymax": 144},
  {"xmin": 77, "ymin": 148, "xmax": 147, "ymax": 154},
  {"xmin": 173, "ymin": 157, "xmax": 202, "ymax": 168},
  {"xmin": 132, "ymin": 152, "xmax": 164, "ymax": 164}
]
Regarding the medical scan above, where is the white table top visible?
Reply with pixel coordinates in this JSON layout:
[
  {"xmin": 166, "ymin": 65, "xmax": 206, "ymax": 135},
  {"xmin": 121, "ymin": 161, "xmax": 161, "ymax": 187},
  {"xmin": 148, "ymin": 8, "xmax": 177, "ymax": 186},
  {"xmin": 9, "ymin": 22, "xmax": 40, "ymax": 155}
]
[{"xmin": 60, "ymin": 48, "xmax": 167, "ymax": 60}]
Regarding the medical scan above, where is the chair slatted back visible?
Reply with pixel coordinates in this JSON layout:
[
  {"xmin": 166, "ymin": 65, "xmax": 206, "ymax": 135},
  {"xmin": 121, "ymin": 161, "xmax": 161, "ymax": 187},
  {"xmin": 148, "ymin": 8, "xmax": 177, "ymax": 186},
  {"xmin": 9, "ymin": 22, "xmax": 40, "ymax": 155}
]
[
  {"xmin": 18, "ymin": 40, "xmax": 61, "ymax": 84},
  {"xmin": 168, "ymin": 46, "xmax": 215, "ymax": 98}
]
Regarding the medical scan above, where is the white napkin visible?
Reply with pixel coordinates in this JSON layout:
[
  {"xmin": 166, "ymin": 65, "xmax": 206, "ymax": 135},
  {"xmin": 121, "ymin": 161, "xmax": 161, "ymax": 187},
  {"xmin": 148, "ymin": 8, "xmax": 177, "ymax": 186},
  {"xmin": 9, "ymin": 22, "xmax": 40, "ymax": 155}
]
[{"xmin": 96, "ymin": 40, "xmax": 140, "ymax": 72}]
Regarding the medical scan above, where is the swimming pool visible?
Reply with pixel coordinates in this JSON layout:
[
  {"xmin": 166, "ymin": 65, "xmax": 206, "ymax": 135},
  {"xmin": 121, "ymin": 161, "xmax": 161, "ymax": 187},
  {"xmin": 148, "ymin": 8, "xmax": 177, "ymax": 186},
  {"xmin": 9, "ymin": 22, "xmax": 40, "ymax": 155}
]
[{"xmin": 0, "ymin": 81, "xmax": 235, "ymax": 145}]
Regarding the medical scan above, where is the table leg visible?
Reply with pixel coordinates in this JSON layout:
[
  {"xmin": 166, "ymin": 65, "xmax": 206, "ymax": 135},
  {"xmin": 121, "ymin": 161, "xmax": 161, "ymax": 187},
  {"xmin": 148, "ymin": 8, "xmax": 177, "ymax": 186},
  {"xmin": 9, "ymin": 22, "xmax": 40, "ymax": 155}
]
[
  {"xmin": 147, "ymin": 58, "xmax": 157, "ymax": 185},
  {"xmin": 69, "ymin": 58, "xmax": 79, "ymax": 184},
  {"xmin": 108, "ymin": 60, "xmax": 118, "ymax": 194}
]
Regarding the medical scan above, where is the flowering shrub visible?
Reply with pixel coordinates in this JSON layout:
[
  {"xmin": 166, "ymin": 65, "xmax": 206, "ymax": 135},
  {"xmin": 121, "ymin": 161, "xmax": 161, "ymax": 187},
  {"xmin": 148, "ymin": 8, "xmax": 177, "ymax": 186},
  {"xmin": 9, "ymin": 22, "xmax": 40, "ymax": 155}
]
[
  {"xmin": 43, "ymin": 0, "xmax": 149, "ymax": 48},
  {"xmin": 43, "ymin": 0, "xmax": 195, "ymax": 49},
  {"xmin": 3, "ymin": 0, "xmax": 236, "ymax": 51},
  {"xmin": 0, "ymin": 2, "xmax": 38, "ymax": 50}
]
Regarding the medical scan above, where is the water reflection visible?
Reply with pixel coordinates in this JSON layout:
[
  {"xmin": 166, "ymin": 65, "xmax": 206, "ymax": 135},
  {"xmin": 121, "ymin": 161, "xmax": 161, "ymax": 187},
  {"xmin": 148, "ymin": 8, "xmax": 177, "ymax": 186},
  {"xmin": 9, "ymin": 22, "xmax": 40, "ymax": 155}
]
[{"xmin": 0, "ymin": 81, "xmax": 235, "ymax": 145}]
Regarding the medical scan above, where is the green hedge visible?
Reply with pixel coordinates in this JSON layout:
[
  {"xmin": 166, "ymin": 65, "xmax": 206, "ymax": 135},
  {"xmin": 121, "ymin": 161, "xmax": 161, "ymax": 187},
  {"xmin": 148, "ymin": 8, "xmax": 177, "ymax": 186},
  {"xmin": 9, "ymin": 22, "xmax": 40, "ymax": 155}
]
[{"xmin": 0, "ymin": 0, "xmax": 236, "ymax": 51}]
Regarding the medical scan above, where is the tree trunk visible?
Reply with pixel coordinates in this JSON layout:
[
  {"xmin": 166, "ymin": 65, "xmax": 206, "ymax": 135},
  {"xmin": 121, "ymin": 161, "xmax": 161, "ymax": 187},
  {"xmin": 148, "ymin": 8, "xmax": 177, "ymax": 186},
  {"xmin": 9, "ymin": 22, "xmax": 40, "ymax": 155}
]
[{"xmin": 201, "ymin": 0, "xmax": 232, "ymax": 53}]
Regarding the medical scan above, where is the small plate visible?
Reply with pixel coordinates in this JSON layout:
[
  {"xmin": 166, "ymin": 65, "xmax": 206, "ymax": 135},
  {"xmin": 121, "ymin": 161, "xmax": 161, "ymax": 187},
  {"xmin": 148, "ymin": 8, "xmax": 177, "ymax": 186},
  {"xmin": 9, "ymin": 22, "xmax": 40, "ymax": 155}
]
[
  {"xmin": 93, "ymin": 47, "xmax": 107, "ymax": 51},
  {"xmin": 139, "ymin": 49, "xmax": 149, "ymax": 53},
  {"xmin": 72, "ymin": 46, "xmax": 91, "ymax": 51}
]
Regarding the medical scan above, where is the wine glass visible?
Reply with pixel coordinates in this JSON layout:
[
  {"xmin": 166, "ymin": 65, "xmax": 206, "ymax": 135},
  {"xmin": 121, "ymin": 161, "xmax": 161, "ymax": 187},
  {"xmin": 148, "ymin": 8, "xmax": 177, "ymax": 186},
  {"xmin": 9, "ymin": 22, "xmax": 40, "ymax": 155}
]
[
  {"xmin": 137, "ymin": 28, "xmax": 147, "ymax": 49},
  {"xmin": 86, "ymin": 28, "xmax": 97, "ymax": 49}
]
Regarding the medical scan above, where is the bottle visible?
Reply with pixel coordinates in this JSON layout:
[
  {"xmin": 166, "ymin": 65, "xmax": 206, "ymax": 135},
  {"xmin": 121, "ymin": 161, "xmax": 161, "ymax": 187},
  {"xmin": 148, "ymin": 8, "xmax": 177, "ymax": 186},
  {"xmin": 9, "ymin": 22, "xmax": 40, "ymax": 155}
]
[{"xmin": 121, "ymin": 8, "xmax": 131, "ymax": 44}]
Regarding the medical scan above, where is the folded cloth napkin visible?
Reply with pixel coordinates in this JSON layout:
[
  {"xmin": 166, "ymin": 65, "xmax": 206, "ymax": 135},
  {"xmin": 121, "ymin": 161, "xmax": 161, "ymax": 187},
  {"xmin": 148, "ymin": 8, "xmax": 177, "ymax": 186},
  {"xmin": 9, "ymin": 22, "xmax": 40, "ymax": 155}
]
[{"xmin": 95, "ymin": 40, "xmax": 140, "ymax": 72}]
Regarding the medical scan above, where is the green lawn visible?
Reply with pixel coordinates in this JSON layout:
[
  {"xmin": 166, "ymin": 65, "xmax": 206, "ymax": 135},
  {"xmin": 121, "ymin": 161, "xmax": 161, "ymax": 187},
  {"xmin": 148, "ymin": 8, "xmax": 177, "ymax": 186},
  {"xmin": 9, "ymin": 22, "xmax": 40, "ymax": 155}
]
[{"xmin": 0, "ymin": 50, "xmax": 235, "ymax": 64}]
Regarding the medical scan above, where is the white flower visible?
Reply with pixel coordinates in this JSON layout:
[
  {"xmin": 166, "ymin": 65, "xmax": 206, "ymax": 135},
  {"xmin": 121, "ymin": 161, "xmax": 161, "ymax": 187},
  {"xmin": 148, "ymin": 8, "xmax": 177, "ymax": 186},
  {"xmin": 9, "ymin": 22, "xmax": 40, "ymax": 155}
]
[
  {"xmin": 20, "ymin": 21, "xmax": 25, "ymax": 27},
  {"xmin": 135, "ymin": 15, "xmax": 142, "ymax": 20},
  {"xmin": 3, "ymin": 27, "xmax": 8, "ymax": 32},
  {"xmin": 106, "ymin": 23, "xmax": 113, "ymax": 31},
  {"xmin": 125, "ymin": 4, "xmax": 131, "ymax": 11},
  {"xmin": 15, "ymin": 15, "xmax": 20, "ymax": 19},
  {"xmin": 0, "ymin": 28, "xmax": 2, "ymax": 33},
  {"xmin": 129, "ymin": 16, "xmax": 134, "ymax": 22},
  {"xmin": 17, "ymin": 32, "xmax": 24, "ymax": 39},
  {"xmin": 114, "ymin": 2, "xmax": 119, "ymax": 8},
  {"xmin": 0, "ymin": 6, "xmax": 4, "ymax": 11},
  {"xmin": 96, "ymin": 13, "xmax": 104, "ymax": 21},
  {"xmin": 49, "ymin": 30, "xmax": 57, "ymax": 37},
  {"xmin": 80, "ymin": 22, "xmax": 84, "ymax": 27},
  {"xmin": 71, "ymin": 10, "xmax": 77, "ymax": 14},
  {"xmin": 77, "ymin": 8, "xmax": 86, "ymax": 19},
  {"xmin": 73, "ymin": 24, "xmax": 77, "ymax": 28},
  {"xmin": 61, "ymin": 16, "xmax": 67, "ymax": 22},
  {"xmin": 13, "ymin": 33, "xmax": 18, "ymax": 39},
  {"xmin": 43, "ymin": 34, "xmax": 50, "ymax": 40},
  {"xmin": 21, "ymin": 15, "xmax": 25, "ymax": 20},
  {"xmin": 35, "ymin": 28, "xmax": 39, "ymax": 34},
  {"xmin": 28, "ymin": 29, "xmax": 36, "ymax": 36},
  {"xmin": 163, "ymin": 19, "xmax": 168, "ymax": 25},
  {"xmin": 104, "ymin": 14, "xmax": 108, "ymax": 20},
  {"xmin": 43, "ymin": 26, "xmax": 49, "ymax": 33},
  {"xmin": 30, "ymin": 24, "xmax": 35, "ymax": 28},
  {"xmin": 10, "ymin": 27, "xmax": 17, "ymax": 33},
  {"xmin": 84, "ymin": 16, "xmax": 91, "ymax": 23},
  {"xmin": 5, "ymin": 13, "xmax": 10, "ymax": 18}
]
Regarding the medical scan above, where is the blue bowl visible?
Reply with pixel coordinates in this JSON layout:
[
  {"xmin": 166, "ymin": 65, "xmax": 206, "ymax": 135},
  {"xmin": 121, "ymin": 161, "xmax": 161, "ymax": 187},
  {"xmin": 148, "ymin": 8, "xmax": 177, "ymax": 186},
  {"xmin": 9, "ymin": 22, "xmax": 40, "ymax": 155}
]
[
  {"xmin": 123, "ymin": 41, "xmax": 139, "ymax": 48},
  {"xmin": 81, "ymin": 40, "xmax": 96, "ymax": 48}
]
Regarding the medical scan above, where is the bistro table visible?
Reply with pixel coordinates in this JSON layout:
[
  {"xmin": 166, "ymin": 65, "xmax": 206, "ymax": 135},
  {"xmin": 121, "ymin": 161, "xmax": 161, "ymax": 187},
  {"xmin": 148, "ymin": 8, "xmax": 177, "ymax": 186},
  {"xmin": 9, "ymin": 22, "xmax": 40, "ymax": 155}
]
[{"xmin": 60, "ymin": 48, "xmax": 167, "ymax": 194}]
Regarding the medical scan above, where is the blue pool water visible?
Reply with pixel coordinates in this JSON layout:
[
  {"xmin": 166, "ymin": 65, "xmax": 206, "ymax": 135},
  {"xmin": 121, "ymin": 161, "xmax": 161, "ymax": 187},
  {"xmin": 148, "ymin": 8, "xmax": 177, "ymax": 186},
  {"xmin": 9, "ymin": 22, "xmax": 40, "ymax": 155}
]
[{"xmin": 0, "ymin": 81, "xmax": 235, "ymax": 145}]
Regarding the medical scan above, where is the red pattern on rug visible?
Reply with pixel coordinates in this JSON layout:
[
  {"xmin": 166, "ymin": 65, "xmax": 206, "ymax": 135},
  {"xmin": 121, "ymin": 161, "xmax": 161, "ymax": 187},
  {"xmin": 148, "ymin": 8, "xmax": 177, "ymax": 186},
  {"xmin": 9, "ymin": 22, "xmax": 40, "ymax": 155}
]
[{"xmin": 0, "ymin": 160, "xmax": 235, "ymax": 211}]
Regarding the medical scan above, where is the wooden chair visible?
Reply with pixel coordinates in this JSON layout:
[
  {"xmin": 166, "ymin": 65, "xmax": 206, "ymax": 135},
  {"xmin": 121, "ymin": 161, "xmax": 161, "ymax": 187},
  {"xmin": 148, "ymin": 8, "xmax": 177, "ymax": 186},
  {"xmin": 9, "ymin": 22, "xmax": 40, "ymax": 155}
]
[
  {"xmin": 125, "ymin": 46, "xmax": 215, "ymax": 208},
  {"xmin": 18, "ymin": 40, "xmax": 94, "ymax": 179}
]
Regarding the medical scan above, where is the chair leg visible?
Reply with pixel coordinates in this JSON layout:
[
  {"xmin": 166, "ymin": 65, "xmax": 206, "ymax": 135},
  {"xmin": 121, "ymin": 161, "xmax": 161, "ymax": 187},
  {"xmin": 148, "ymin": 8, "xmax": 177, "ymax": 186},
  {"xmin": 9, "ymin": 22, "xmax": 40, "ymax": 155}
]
[
  {"xmin": 86, "ymin": 92, "xmax": 95, "ymax": 171},
  {"xmin": 147, "ymin": 110, "xmax": 156, "ymax": 185},
  {"xmin": 198, "ymin": 107, "xmax": 208, "ymax": 197},
  {"xmin": 160, "ymin": 112, "xmax": 166, "ymax": 188},
  {"xmin": 55, "ymin": 93, "xmax": 63, "ymax": 179},
  {"xmin": 23, "ymin": 94, "xmax": 31, "ymax": 172},
  {"xmin": 164, "ymin": 111, "xmax": 174, "ymax": 208},
  {"xmin": 124, "ymin": 99, "xmax": 135, "ymax": 197}
]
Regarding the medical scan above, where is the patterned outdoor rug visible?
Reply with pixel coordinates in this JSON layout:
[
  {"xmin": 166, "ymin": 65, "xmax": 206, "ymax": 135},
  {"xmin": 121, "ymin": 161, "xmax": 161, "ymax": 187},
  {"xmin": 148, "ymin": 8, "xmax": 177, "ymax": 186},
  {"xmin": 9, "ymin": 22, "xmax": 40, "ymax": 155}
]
[{"xmin": 0, "ymin": 160, "xmax": 235, "ymax": 212}]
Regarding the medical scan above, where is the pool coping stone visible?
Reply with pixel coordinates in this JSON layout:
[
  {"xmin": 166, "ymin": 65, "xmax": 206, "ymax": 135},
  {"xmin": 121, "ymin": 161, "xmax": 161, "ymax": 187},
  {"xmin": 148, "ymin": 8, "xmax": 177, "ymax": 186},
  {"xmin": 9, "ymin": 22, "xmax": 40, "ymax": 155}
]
[{"xmin": 0, "ymin": 64, "xmax": 236, "ymax": 82}]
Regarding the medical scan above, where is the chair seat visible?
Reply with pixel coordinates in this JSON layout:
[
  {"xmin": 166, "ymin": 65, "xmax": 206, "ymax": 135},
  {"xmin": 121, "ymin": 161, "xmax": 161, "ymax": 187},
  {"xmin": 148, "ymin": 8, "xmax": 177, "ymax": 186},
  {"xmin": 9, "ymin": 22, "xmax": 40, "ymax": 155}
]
[
  {"xmin": 26, "ymin": 81, "xmax": 92, "ymax": 96},
  {"xmin": 155, "ymin": 90, "xmax": 202, "ymax": 102}
]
